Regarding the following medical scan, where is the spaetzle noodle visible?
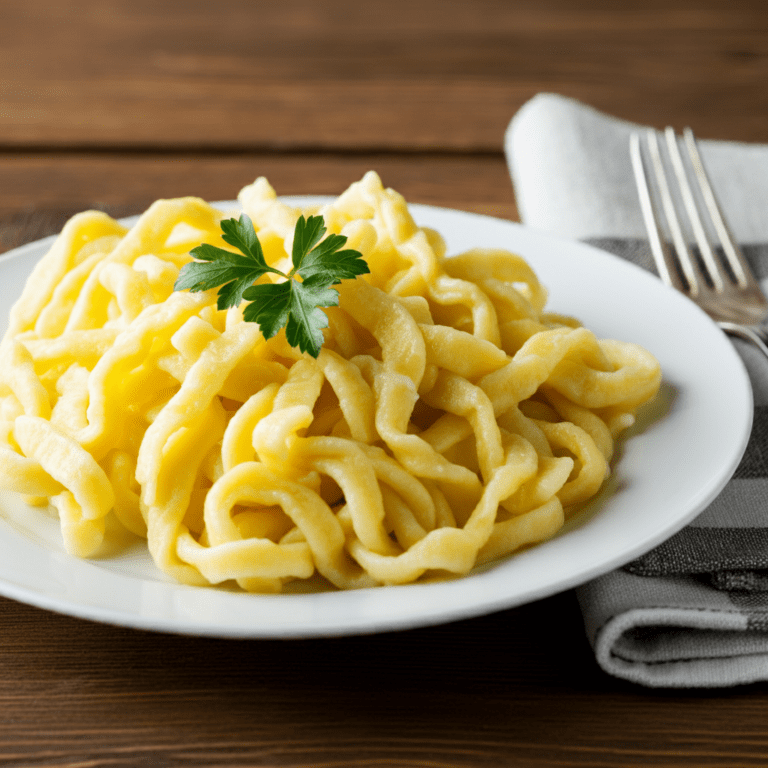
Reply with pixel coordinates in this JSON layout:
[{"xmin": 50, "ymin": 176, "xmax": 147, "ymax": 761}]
[{"xmin": 0, "ymin": 172, "xmax": 661, "ymax": 591}]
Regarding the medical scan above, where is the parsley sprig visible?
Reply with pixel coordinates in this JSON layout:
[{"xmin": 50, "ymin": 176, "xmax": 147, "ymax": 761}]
[{"xmin": 174, "ymin": 213, "xmax": 369, "ymax": 357}]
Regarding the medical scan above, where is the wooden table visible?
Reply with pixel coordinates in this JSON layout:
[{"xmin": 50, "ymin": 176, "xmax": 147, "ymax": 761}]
[{"xmin": 2, "ymin": 1, "xmax": 768, "ymax": 765}]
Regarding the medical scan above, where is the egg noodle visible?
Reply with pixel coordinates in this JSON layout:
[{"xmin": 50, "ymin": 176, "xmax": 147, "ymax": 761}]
[{"xmin": 0, "ymin": 172, "xmax": 661, "ymax": 592}]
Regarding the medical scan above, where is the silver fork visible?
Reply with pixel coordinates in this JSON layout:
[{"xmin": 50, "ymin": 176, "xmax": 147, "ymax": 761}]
[{"xmin": 630, "ymin": 126, "xmax": 768, "ymax": 360}]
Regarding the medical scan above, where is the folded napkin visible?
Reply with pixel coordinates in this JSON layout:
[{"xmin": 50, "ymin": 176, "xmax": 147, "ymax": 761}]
[{"xmin": 505, "ymin": 93, "xmax": 768, "ymax": 688}]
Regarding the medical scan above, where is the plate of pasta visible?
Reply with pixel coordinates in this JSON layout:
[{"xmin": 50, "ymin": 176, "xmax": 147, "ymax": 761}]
[{"xmin": 0, "ymin": 173, "xmax": 751, "ymax": 637}]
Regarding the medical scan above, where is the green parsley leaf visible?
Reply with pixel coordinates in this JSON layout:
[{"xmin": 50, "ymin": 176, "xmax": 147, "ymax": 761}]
[
  {"xmin": 175, "ymin": 214, "xmax": 282, "ymax": 311},
  {"xmin": 220, "ymin": 214, "xmax": 266, "ymax": 263},
  {"xmin": 241, "ymin": 281, "xmax": 291, "ymax": 340},
  {"xmin": 286, "ymin": 276, "xmax": 340, "ymax": 357},
  {"xmin": 291, "ymin": 214, "xmax": 327, "ymax": 271},
  {"xmin": 174, "ymin": 211, "xmax": 369, "ymax": 358},
  {"xmin": 291, "ymin": 216, "xmax": 371, "ymax": 284}
]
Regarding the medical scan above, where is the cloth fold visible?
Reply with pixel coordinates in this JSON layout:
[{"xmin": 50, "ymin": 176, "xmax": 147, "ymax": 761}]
[{"xmin": 505, "ymin": 93, "xmax": 768, "ymax": 688}]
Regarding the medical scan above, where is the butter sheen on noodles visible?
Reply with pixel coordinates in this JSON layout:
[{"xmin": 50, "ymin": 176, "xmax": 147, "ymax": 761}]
[{"xmin": 0, "ymin": 173, "xmax": 661, "ymax": 592}]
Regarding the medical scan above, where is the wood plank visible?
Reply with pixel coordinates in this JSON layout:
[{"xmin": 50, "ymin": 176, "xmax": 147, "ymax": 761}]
[
  {"xmin": 0, "ymin": 152, "xmax": 518, "ymax": 252},
  {"xmin": 1, "ymin": 0, "xmax": 767, "ymax": 149},
  {"xmin": 0, "ymin": 591, "xmax": 767, "ymax": 766}
]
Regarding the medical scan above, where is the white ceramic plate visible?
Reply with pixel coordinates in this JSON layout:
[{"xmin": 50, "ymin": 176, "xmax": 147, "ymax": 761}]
[{"xmin": 0, "ymin": 200, "xmax": 752, "ymax": 637}]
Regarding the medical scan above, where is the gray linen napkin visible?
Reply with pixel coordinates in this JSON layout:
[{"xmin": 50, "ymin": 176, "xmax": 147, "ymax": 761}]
[{"xmin": 505, "ymin": 93, "xmax": 768, "ymax": 688}]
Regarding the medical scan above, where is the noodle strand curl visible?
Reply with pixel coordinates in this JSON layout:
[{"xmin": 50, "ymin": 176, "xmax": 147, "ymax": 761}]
[{"xmin": 0, "ymin": 172, "xmax": 661, "ymax": 592}]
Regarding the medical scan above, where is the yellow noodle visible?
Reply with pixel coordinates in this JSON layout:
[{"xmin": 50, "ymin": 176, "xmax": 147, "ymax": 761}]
[{"xmin": 0, "ymin": 171, "xmax": 661, "ymax": 591}]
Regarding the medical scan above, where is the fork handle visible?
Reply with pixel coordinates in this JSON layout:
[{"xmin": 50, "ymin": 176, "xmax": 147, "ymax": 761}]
[{"xmin": 719, "ymin": 322, "xmax": 768, "ymax": 362}]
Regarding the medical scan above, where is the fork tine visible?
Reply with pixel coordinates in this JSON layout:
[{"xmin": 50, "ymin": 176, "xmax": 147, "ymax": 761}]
[
  {"xmin": 682, "ymin": 127, "xmax": 760, "ymax": 291},
  {"xmin": 629, "ymin": 130, "xmax": 693, "ymax": 294},
  {"xmin": 632, "ymin": 125, "xmax": 768, "ymax": 330},
  {"xmin": 664, "ymin": 126, "xmax": 725, "ymax": 292},
  {"xmin": 646, "ymin": 129, "xmax": 704, "ymax": 294}
]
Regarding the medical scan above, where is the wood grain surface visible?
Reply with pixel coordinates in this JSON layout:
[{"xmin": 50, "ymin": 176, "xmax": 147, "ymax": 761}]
[
  {"xmin": 1, "ymin": 0, "xmax": 768, "ymax": 765},
  {"xmin": 2, "ymin": 0, "xmax": 768, "ymax": 149},
  {"xmin": 4, "ymin": 590, "xmax": 768, "ymax": 768}
]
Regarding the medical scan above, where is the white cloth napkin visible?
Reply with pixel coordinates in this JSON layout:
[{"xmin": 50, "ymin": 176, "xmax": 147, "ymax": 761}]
[{"xmin": 505, "ymin": 93, "xmax": 768, "ymax": 688}]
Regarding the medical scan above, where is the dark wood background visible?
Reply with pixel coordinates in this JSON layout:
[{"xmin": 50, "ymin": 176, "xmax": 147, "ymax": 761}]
[{"xmin": 2, "ymin": 1, "xmax": 768, "ymax": 765}]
